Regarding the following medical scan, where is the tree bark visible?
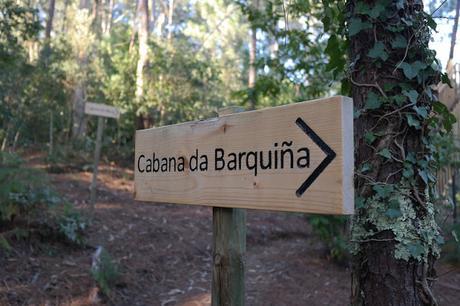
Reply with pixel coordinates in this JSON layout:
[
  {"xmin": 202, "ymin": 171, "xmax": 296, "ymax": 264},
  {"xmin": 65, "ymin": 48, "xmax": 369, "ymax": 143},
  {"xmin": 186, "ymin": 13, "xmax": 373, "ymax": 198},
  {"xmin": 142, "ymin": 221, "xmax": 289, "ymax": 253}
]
[
  {"xmin": 348, "ymin": 1, "xmax": 439, "ymax": 305},
  {"xmin": 129, "ymin": 0, "xmax": 139, "ymax": 53},
  {"xmin": 104, "ymin": 0, "xmax": 115, "ymax": 35},
  {"xmin": 167, "ymin": 0, "xmax": 175, "ymax": 42},
  {"xmin": 135, "ymin": 0, "xmax": 149, "ymax": 105},
  {"xmin": 71, "ymin": 0, "xmax": 93, "ymax": 139},
  {"xmin": 248, "ymin": 0, "xmax": 258, "ymax": 110},
  {"xmin": 61, "ymin": 0, "xmax": 70, "ymax": 33},
  {"xmin": 45, "ymin": 0, "xmax": 55, "ymax": 40},
  {"xmin": 450, "ymin": 0, "xmax": 460, "ymax": 61}
]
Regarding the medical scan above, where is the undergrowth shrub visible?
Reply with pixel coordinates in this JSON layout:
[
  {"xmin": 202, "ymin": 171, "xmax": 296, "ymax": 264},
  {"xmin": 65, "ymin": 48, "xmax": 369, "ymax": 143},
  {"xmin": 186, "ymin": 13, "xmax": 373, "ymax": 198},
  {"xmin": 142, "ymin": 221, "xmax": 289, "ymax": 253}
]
[
  {"xmin": 442, "ymin": 222, "xmax": 460, "ymax": 265},
  {"xmin": 91, "ymin": 248, "xmax": 120, "ymax": 295},
  {"xmin": 46, "ymin": 142, "xmax": 94, "ymax": 173},
  {"xmin": 308, "ymin": 215, "xmax": 350, "ymax": 264},
  {"xmin": 0, "ymin": 151, "xmax": 87, "ymax": 253}
]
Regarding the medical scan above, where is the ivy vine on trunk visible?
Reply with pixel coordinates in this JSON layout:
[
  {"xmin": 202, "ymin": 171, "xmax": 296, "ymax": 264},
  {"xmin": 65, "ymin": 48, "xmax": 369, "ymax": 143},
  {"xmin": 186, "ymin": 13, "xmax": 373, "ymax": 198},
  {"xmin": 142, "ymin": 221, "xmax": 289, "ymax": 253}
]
[{"xmin": 343, "ymin": 0, "xmax": 455, "ymax": 305}]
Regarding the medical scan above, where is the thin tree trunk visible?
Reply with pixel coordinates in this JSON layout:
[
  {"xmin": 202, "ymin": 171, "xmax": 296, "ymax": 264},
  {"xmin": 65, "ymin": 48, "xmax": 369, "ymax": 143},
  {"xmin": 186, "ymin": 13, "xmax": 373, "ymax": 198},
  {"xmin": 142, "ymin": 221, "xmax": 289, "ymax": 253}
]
[
  {"xmin": 1, "ymin": 126, "xmax": 10, "ymax": 151},
  {"xmin": 151, "ymin": 0, "xmax": 156, "ymax": 31},
  {"xmin": 135, "ymin": 0, "xmax": 149, "ymax": 105},
  {"xmin": 129, "ymin": 0, "xmax": 139, "ymax": 53},
  {"xmin": 248, "ymin": 0, "xmax": 258, "ymax": 110},
  {"xmin": 104, "ymin": 0, "xmax": 115, "ymax": 35},
  {"xmin": 348, "ymin": 1, "xmax": 439, "ymax": 305},
  {"xmin": 61, "ymin": 0, "xmax": 70, "ymax": 33},
  {"xmin": 45, "ymin": 0, "xmax": 56, "ymax": 40},
  {"xmin": 12, "ymin": 129, "xmax": 20, "ymax": 152},
  {"xmin": 71, "ymin": 0, "xmax": 92, "ymax": 139},
  {"xmin": 450, "ymin": 0, "xmax": 460, "ymax": 61},
  {"xmin": 92, "ymin": 0, "xmax": 101, "ymax": 36},
  {"xmin": 167, "ymin": 0, "xmax": 175, "ymax": 42}
]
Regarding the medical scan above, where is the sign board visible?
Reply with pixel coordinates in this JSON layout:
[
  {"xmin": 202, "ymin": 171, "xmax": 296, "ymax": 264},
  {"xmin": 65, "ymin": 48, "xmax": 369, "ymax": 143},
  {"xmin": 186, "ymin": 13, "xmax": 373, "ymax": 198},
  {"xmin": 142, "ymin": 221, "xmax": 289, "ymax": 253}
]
[
  {"xmin": 84, "ymin": 102, "xmax": 120, "ymax": 119},
  {"xmin": 134, "ymin": 96, "xmax": 354, "ymax": 215}
]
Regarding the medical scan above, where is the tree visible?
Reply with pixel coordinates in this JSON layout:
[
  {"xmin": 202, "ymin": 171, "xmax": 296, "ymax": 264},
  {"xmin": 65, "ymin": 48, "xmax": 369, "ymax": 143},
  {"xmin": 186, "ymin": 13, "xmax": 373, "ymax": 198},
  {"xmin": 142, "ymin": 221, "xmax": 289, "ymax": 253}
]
[
  {"xmin": 347, "ymin": 1, "xmax": 451, "ymax": 304},
  {"xmin": 248, "ymin": 0, "xmax": 258, "ymax": 110},
  {"xmin": 135, "ymin": 0, "xmax": 150, "ymax": 128},
  {"xmin": 450, "ymin": 0, "xmax": 460, "ymax": 60},
  {"xmin": 45, "ymin": 0, "xmax": 56, "ymax": 41}
]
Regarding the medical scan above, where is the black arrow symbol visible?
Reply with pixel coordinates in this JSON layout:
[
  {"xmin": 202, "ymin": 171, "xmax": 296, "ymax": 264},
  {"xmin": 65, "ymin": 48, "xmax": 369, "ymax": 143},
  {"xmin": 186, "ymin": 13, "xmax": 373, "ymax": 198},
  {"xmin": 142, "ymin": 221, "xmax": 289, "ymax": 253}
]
[{"xmin": 295, "ymin": 117, "xmax": 336, "ymax": 197}]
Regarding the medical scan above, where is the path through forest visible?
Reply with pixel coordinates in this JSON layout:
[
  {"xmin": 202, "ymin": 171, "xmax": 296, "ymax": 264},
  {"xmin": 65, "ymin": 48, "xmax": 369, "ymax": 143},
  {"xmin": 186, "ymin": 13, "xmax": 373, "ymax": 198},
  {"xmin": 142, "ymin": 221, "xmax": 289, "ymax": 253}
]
[{"xmin": 1, "ymin": 151, "xmax": 459, "ymax": 305}]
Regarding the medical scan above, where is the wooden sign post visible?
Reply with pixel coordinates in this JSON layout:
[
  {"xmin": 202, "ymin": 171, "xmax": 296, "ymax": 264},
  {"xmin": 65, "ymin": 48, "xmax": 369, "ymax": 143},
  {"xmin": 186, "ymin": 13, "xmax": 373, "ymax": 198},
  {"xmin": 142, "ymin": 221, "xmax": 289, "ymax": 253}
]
[
  {"xmin": 212, "ymin": 107, "xmax": 246, "ymax": 306},
  {"xmin": 84, "ymin": 102, "xmax": 120, "ymax": 208},
  {"xmin": 134, "ymin": 96, "xmax": 354, "ymax": 305}
]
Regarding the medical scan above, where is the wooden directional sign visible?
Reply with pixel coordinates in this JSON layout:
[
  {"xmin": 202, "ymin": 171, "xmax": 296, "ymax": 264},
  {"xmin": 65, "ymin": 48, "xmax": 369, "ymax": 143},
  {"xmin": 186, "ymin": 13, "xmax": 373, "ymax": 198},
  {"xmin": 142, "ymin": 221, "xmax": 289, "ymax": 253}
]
[
  {"xmin": 84, "ymin": 102, "xmax": 120, "ymax": 119},
  {"xmin": 134, "ymin": 96, "xmax": 354, "ymax": 215}
]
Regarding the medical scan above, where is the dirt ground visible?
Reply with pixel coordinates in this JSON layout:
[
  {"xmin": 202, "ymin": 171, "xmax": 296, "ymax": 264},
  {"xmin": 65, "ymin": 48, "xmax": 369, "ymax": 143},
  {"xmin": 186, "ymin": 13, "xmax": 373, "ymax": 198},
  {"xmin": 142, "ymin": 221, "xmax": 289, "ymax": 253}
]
[{"xmin": 1, "ymin": 151, "xmax": 460, "ymax": 305}]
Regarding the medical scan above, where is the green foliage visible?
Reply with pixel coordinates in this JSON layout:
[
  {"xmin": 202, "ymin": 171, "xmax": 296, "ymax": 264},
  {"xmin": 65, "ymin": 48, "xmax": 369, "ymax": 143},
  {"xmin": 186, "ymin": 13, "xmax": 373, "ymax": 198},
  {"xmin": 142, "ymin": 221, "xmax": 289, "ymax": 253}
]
[
  {"xmin": 236, "ymin": 0, "xmax": 339, "ymax": 108},
  {"xmin": 0, "ymin": 152, "xmax": 87, "ymax": 249},
  {"xmin": 0, "ymin": 152, "xmax": 59, "ymax": 223},
  {"xmin": 56, "ymin": 203, "xmax": 87, "ymax": 245},
  {"xmin": 442, "ymin": 223, "xmax": 460, "ymax": 265},
  {"xmin": 309, "ymin": 215, "xmax": 349, "ymax": 263},
  {"xmin": 0, "ymin": 1, "xmax": 70, "ymax": 148},
  {"xmin": 344, "ymin": 0, "xmax": 453, "ymax": 263},
  {"xmin": 91, "ymin": 248, "xmax": 120, "ymax": 295}
]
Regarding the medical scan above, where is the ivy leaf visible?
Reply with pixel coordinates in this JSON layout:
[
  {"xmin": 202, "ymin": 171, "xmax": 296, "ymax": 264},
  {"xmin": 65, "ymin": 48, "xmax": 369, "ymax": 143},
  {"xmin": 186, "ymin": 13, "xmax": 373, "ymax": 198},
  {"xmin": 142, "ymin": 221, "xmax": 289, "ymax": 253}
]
[
  {"xmin": 356, "ymin": 197, "xmax": 366, "ymax": 209},
  {"xmin": 366, "ymin": 91, "xmax": 382, "ymax": 110},
  {"xmin": 441, "ymin": 72, "xmax": 453, "ymax": 88},
  {"xmin": 325, "ymin": 35, "xmax": 346, "ymax": 72},
  {"xmin": 412, "ymin": 61, "xmax": 427, "ymax": 72},
  {"xmin": 378, "ymin": 148, "xmax": 392, "ymax": 159},
  {"xmin": 418, "ymin": 169, "xmax": 429, "ymax": 184},
  {"xmin": 433, "ymin": 102, "xmax": 457, "ymax": 131},
  {"xmin": 406, "ymin": 114, "xmax": 420, "ymax": 128},
  {"xmin": 425, "ymin": 13, "xmax": 437, "ymax": 31},
  {"xmin": 399, "ymin": 61, "xmax": 427, "ymax": 79},
  {"xmin": 407, "ymin": 241, "xmax": 425, "ymax": 259},
  {"xmin": 385, "ymin": 208, "xmax": 402, "ymax": 218},
  {"xmin": 391, "ymin": 35, "xmax": 407, "ymax": 49},
  {"xmin": 361, "ymin": 162, "xmax": 372, "ymax": 173},
  {"xmin": 402, "ymin": 89, "xmax": 418, "ymax": 103},
  {"xmin": 354, "ymin": 108, "xmax": 362, "ymax": 119},
  {"xmin": 364, "ymin": 131, "xmax": 376, "ymax": 144},
  {"xmin": 373, "ymin": 184, "xmax": 393, "ymax": 198},
  {"xmin": 414, "ymin": 106, "xmax": 428, "ymax": 118},
  {"xmin": 406, "ymin": 152, "xmax": 416, "ymax": 164},
  {"xmin": 402, "ymin": 166, "xmax": 414, "ymax": 178},
  {"xmin": 444, "ymin": 113, "xmax": 457, "ymax": 132},
  {"xmin": 368, "ymin": 41, "xmax": 388, "ymax": 61},
  {"xmin": 393, "ymin": 95, "xmax": 406, "ymax": 106},
  {"xmin": 369, "ymin": 3, "xmax": 386, "ymax": 18},
  {"xmin": 399, "ymin": 62, "xmax": 417, "ymax": 79},
  {"xmin": 433, "ymin": 101, "xmax": 449, "ymax": 114},
  {"xmin": 349, "ymin": 18, "xmax": 372, "ymax": 36}
]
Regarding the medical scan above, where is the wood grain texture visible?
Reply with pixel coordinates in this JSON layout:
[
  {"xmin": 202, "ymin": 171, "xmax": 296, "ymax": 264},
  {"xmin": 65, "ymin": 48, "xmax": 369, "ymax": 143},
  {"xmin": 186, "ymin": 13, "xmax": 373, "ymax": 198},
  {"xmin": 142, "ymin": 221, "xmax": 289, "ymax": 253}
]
[{"xmin": 134, "ymin": 96, "xmax": 354, "ymax": 215}]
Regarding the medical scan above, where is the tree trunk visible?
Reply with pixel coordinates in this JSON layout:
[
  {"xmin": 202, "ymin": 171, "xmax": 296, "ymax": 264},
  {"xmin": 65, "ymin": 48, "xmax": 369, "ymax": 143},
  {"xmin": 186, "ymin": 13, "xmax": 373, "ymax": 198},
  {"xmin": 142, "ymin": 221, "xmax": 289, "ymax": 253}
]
[
  {"xmin": 71, "ymin": 0, "xmax": 93, "ymax": 139},
  {"xmin": 129, "ymin": 0, "xmax": 139, "ymax": 53},
  {"xmin": 72, "ymin": 83, "xmax": 87, "ymax": 137},
  {"xmin": 151, "ymin": 0, "xmax": 156, "ymax": 30},
  {"xmin": 450, "ymin": 0, "xmax": 460, "ymax": 61},
  {"xmin": 45, "ymin": 0, "xmax": 55, "ymax": 40},
  {"xmin": 92, "ymin": 0, "xmax": 101, "ymax": 36},
  {"xmin": 248, "ymin": 0, "xmax": 258, "ymax": 110},
  {"xmin": 167, "ymin": 0, "xmax": 175, "ymax": 42},
  {"xmin": 61, "ymin": 0, "xmax": 69, "ymax": 33},
  {"xmin": 104, "ymin": 0, "xmax": 115, "ymax": 35},
  {"xmin": 348, "ymin": 1, "xmax": 440, "ymax": 305},
  {"xmin": 135, "ymin": 0, "xmax": 149, "ymax": 105}
]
